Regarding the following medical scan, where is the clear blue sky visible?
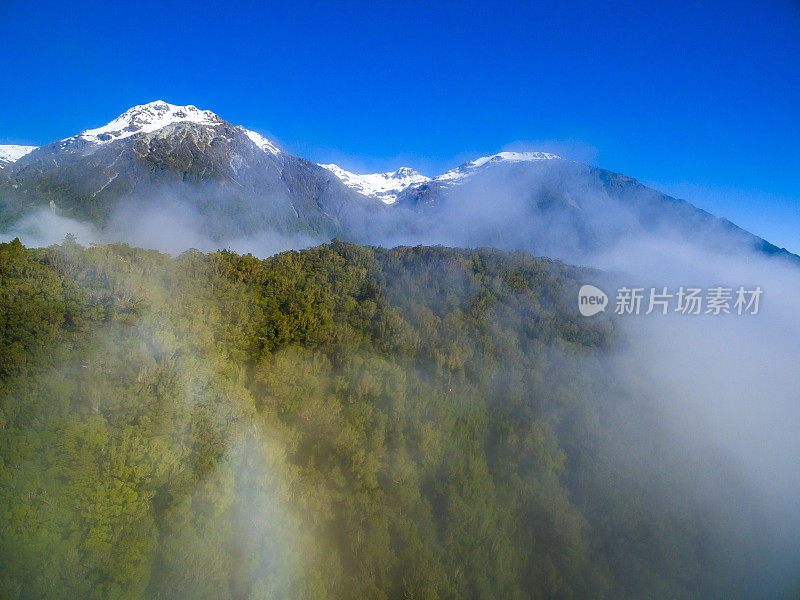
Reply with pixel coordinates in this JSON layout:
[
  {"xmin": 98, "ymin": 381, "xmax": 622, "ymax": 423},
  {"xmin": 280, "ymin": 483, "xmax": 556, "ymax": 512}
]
[{"xmin": 1, "ymin": 0, "xmax": 798, "ymax": 252}]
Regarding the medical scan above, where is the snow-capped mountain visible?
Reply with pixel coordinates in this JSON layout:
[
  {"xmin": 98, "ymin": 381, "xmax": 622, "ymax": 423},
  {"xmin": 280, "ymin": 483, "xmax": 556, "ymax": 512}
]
[
  {"xmin": 320, "ymin": 164, "xmax": 429, "ymax": 203},
  {"xmin": 434, "ymin": 151, "xmax": 562, "ymax": 185},
  {"xmin": 63, "ymin": 100, "xmax": 282, "ymax": 156},
  {"xmin": 0, "ymin": 101, "xmax": 378, "ymax": 241},
  {"xmin": 0, "ymin": 101, "xmax": 796, "ymax": 265},
  {"xmin": 392, "ymin": 150, "xmax": 566, "ymax": 211},
  {"xmin": 75, "ymin": 101, "xmax": 224, "ymax": 144},
  {"xmin": 0, "ymin": 144, "xmax": 37, "ymax": 168},
  {"xmin": 320, "ymin": 152, "xmax": 562, "ymax": 203}
]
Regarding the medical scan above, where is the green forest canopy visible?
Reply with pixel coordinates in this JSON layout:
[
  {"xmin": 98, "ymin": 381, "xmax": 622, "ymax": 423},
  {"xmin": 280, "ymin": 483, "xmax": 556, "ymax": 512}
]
[{"xmin": 0, "ymin": 238, "xmax": 778, "ymax": 599}]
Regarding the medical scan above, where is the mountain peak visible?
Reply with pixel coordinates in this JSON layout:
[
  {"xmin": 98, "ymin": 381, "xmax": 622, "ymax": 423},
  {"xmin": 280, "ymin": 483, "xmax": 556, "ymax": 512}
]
[
  {"xmin": 65, "ymin": 100, "xmax": 281, "ymax": 155},
  {"xmin": 76, "ymin": 101, "xmax": 224, "ymax": 144},
  {"xmin": 321, "ymin": 152, "xmax": 564, "ymax": 202},
  {"xmin": 320, "ymin": 164, "xmax": 429, "ymax": 204},
  {"xmin": 470, "ymin": 151, "xmax": 561, "ymax": 167},
  {"xmin": 436, "ymin": 151, "xmax": 562, "ymax": 184},
  {"xmin": 391, "ymin": 166, "xmax": 420, "ymax": 179},
  {"xmin": 0, "ymin": 144, "xmax": 37, "ymax": 167}
]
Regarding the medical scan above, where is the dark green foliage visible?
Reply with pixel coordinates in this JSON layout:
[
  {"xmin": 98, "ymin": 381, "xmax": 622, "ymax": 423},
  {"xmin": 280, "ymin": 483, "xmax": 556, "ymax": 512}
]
[{"xmin": 0, "ymin": 239, "xmax": 755, "ymax": 599}]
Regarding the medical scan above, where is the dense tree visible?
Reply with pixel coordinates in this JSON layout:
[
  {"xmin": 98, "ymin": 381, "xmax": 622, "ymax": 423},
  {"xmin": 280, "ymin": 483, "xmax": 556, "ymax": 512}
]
[{"xmin": 0, "ymin": 238, "xmax": 766, "ymax": 599}]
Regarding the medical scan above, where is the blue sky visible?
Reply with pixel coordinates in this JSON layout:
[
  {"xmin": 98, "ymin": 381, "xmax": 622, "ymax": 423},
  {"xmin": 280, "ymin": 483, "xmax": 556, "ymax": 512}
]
[{"xmin": 1, "ymin": 0, "xmax": 798, "ymax": 252}]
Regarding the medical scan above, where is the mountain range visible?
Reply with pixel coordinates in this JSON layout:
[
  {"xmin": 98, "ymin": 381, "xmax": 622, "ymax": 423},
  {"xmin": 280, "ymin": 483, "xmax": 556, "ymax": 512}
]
[{"xmin": 1, "ymin": 100, "xmax": 796, "ymax": 265}]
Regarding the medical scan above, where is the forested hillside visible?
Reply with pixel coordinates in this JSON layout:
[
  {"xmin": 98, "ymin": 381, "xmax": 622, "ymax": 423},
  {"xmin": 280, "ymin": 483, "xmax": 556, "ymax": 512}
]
[{"xmin": 0, "ymin": 239, "xmax": 767, "ymax": 599}]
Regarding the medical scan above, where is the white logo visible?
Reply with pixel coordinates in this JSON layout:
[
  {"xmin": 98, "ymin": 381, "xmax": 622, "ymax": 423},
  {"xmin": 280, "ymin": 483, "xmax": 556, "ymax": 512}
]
[{"xmin": 578, "ymin": 284, "xmax": 608, "ymax": 316}]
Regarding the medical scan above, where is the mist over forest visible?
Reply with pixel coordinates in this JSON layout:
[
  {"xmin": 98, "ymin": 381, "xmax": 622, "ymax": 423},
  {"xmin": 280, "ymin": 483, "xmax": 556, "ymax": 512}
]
[
  {"xmin": 1, "ymin": 70, "xmax": 799, "ymax": 600},
  {"xmin": 1, "ymin": 222, "xmax": 799, "ymax": 598}
]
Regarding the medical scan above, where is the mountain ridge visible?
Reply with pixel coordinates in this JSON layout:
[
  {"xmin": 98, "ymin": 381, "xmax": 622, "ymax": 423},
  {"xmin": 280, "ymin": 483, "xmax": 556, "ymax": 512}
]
[{"xmin": 1, "ymin": 100, "xmax": 797, "ymax": 265}]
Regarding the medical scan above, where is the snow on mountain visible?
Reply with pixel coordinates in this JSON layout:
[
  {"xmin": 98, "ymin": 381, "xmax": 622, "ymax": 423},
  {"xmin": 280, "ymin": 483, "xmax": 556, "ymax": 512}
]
[
  {"xmin": 243, "ymin": 129, "xmax": 281, "ymax": 155},
  {"xmin": 322, "ymin": 152, "xmax": 563, "ymax": 203},
  {"xmin": 71, "ymin": 100, "xmax": 281, "ymax": 155},
  {"xmin": 320, "ymin": 164, "xmax": 429, "ymax": 204},
  {"xmin": 435, "ymin": 151, "xmax": 562, "ymax": 184},
  {"xmin": 0, "ymin": 144, "xmax": 37, "ymax": 167},
  {"xmin": 76, "ymin": 101, "xmax": 222, "ymax": 144}
]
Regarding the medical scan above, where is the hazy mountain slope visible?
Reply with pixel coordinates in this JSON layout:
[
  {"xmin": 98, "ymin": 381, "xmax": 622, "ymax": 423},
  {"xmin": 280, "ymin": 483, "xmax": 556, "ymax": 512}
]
[{"xmin": 388, "ymin": 153, "xmax": 798, "ymax": 265}]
